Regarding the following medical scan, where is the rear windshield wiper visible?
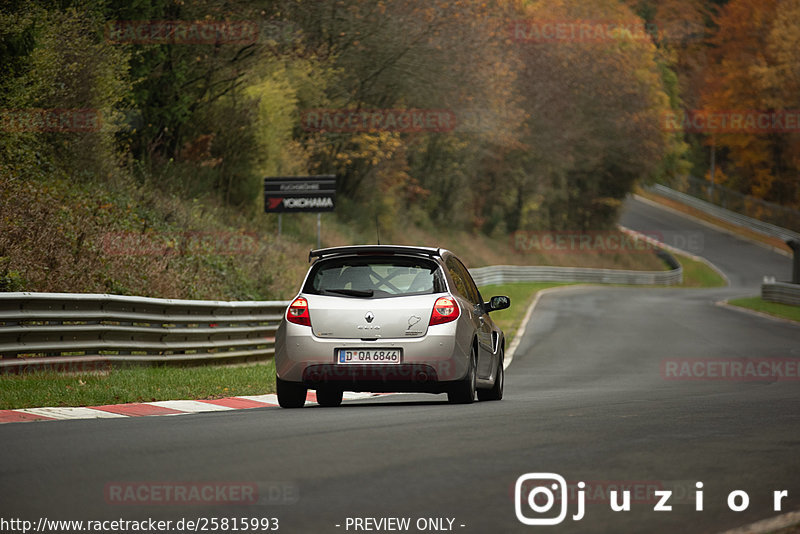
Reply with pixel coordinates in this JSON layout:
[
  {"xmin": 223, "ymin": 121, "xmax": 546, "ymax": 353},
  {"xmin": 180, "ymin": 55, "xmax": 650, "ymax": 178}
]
[{"xmin": 321, "ymin": 288, "xmax": 374, "ymax": 297}]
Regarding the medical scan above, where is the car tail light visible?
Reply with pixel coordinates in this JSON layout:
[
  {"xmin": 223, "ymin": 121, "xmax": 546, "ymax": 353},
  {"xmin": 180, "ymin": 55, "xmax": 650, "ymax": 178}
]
[
  {"xmin": 430, "ymin": 296, "xmax": 459, "ymax": 326},
  {"xmin": 287, "ymin": 297, "xmax": 311, "ymax": 326}
]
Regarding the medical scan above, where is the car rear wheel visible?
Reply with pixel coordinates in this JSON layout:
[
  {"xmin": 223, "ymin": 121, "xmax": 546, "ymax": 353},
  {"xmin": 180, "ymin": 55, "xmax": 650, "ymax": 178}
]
[
  {"xmin": 478, "ymin": 348, "xmax": 504, "ymax": 401},
  {"xmin": 448, "ymin": 346, "xmax": 477, "ymax": 404},
  {"xmin": 277, "ymin": 377, "xmax": 308, "ymax": 408},
  {"xmin": 316, "ymin": 387, "xmax": 343, "ymax": 407}
]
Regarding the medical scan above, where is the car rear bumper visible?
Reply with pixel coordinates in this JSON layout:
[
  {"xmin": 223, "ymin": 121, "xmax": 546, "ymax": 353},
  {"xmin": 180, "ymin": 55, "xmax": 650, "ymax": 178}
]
[
  {"xmin": 301, "ymin": 363, "xmax": 448, "ymax": 393},
  {"xmin": 275, "ymin": 322, "xmax": 470, "ymax": 388}
]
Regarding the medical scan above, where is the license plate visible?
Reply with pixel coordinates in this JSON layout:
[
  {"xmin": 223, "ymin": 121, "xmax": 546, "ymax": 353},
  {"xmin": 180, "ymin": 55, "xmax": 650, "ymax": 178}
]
[{"xmin": 338, "ymin": 349, "xmax": 401, "ymax": 364}]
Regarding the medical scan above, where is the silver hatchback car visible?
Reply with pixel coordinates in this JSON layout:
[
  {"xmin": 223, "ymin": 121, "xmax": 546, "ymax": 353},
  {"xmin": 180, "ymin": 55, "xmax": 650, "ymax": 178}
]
[{"xmin": 274, "ymin": 245, "xmax": 510, "ymax": 407}]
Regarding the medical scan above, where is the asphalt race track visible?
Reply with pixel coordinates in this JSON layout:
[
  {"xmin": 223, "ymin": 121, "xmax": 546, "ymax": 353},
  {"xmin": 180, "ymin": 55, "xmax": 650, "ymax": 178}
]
[{"xmin": 1, "ymin": 196, "xmax": 798, "ymax": 534}]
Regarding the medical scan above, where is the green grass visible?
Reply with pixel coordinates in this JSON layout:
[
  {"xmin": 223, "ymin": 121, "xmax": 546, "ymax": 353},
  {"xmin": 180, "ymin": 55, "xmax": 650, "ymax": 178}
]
[
  {"xmin": 728, "ymin": 297, "xmax": 800, "ymax": 323},
  {"xmin": 0, "ymin": 362, "xmax": 276, "ymax": 410},
  {"xmin": 480, "ymin": 282, "xmax": 572, "ymax": 345},
  {"xmin": 676, "ymin": 254, "xmax": 727, "ymax": 288}
]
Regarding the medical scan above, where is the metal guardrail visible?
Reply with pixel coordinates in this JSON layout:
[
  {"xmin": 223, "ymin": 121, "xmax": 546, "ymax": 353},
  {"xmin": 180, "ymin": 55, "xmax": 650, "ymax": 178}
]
[
  {"xmin": 762, "ymin": 282, "xmax": 800, "ymax": 307},
  {"xmin": 0, "ymin": 249, "xmax": 682, "ymax": 372},
  {"xmin": 0, "ymin": 293, "xmax": 288, "ymax": 372},
  {"xmin": 469, "ymin": 259, "xmax": 682, "ymax": 287},
  {"xmin": 648, "ymin": 184, "xmax": 800, "ymax": 243},
  {"xmin": 682, "ymin": 175, "xmax": 800, "ymax": 233}
]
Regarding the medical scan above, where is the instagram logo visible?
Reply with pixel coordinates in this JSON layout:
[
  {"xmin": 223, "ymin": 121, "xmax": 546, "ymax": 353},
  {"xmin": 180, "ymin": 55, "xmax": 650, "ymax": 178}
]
[{"xmin": 515, "ymin": 473, "xmax": 575, "ymax": 525}]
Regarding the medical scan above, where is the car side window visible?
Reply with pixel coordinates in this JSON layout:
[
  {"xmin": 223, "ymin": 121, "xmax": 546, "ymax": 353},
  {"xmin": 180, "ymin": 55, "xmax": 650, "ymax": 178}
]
[
  {"xmin": 445, "ymin": 257, "xmax": 469, "ymax": 300},
  {"xmin": 446, "ymin": 256, "xmax": 481, "ymax": 306},
  {"xmin": 455, "ymin": 258, "xmax": 482, "ymax": 306}
]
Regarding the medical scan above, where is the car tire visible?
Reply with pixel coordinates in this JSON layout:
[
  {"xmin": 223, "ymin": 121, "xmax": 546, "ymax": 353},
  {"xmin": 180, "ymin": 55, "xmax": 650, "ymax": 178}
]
[
  {"xmin": 277, "ymin": 377, "xmax": 308, "ymax": 408},
  {"xmin": 316, "ymin": 387, "xmax": 343, "ymax": 407},
  {"xmin": 448, "ymin": 345, "xmax": 477, "ymax": 404},
  {"xmin": 478, "ymin": 348, "xmax": 504, "ymax": 401}
]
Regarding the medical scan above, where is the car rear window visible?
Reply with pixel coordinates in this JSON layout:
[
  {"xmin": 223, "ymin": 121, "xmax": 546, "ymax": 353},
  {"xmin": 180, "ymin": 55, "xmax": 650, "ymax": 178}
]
[{"xmin": 304, "ymin": 256, "xmax": 446, "ymax": 298}]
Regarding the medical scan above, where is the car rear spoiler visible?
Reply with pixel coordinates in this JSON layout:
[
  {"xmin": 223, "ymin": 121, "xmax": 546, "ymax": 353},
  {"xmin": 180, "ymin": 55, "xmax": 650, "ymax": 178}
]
[{"xmin": 308, "ymin": 245, "xmax": 443, "ymax": 263}]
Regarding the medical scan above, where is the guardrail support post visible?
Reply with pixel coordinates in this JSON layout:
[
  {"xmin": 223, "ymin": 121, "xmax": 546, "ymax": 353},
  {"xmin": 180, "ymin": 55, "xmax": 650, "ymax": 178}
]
[{"xmin": 787, "ymin": 239, "xmax": 800, "ymax": 284}]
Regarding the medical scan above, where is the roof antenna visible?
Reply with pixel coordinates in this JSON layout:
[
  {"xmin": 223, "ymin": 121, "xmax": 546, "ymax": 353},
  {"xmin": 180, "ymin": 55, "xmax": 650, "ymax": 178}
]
[{"xmin": 376, "ymin": 214, "xmax": 381, "ymax": 245}]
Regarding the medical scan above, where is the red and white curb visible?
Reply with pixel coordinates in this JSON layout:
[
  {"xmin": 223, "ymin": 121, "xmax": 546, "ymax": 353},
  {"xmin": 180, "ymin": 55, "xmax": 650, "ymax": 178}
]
[{"xmin": 0, "ymin": 392, "xmax": 386, "ymax": 425}]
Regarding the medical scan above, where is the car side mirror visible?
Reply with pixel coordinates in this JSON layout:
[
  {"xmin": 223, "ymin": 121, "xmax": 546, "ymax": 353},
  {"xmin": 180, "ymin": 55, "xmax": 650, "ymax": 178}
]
[{"xmin": 484, "ymin": 295, "xmax": 510, "ymax": 313}]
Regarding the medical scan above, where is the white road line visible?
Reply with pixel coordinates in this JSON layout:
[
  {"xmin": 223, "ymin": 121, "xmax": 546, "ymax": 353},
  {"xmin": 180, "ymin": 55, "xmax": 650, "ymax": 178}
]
[
  {"xmin": 504, "ymin": 285, "xmax": 590, "ymax": 370},
  {"xmin": 716, "ymin": 299, "xmax": 800, "ymax": 326},
  {"xmin": 238, "ymin": 394, "xmax": 280, "ymax": 405},
  {"xmin": 342, "ymin": 392, "xmax": 385, "ymax": 400},
  {"xmin": 148, "ymin": 400, "xmax": 234, "ymax": 412},
  {"xmin": 19, "ymin": 407, "xmax": 127, "ymax": 419},
  {"xmin": 717, "ymin": 509, "xmax": 800, "ymax": 534}
]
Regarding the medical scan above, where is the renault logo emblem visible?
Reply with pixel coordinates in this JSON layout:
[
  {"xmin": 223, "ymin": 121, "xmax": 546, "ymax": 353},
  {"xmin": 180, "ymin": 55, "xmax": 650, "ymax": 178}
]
[{"xmin": 365, "ymin": 312, "xmax": 374, "ymax": 323}]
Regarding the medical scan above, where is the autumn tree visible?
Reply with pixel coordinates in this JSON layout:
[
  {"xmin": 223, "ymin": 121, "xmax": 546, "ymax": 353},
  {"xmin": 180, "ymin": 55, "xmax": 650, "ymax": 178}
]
[
  {"xmin": 749, "ymin": 0, "xmax": 800, "ymax": 206},
  {"xmin": 511, "ymin": 0, "xmax": 679, "ymax": 230},
  {"xmin": 0, "ymin": 2, "xmax": 129, "ymax": 182},
  {"xmin": 277, "ymin": 0, "xmax": 525, "ymax": 230},
  {"xmin": 697, "ymin": 0, "xmax": 777, "ymax": 200}
]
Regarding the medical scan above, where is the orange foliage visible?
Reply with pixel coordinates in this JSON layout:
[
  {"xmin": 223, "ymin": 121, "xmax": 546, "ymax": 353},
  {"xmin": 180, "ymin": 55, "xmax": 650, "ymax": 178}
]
[{"xmin": 699, "ymin": 0, "xmax": 799, "ymax": 206}]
